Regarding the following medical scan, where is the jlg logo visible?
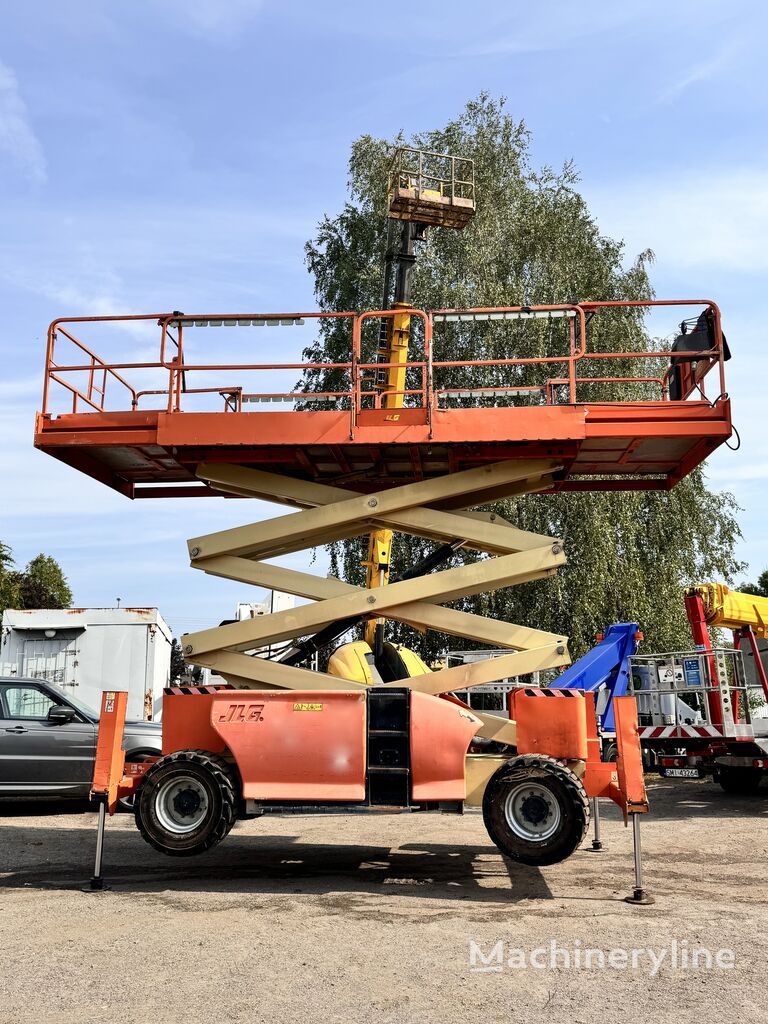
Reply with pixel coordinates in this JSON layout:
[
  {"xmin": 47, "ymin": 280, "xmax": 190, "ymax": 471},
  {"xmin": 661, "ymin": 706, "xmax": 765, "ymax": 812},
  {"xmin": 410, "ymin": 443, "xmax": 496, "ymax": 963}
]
[{"xmin": 217, "ymin": 703, "xmax": 265, "ymax": 723}]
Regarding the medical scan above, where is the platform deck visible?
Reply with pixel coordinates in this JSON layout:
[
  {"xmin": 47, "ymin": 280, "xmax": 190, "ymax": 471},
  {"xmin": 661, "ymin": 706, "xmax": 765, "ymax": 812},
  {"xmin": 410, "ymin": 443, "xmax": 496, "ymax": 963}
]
[{"xmin": 34, "ymin": 301, "xmax": 731, "ymax": 498}]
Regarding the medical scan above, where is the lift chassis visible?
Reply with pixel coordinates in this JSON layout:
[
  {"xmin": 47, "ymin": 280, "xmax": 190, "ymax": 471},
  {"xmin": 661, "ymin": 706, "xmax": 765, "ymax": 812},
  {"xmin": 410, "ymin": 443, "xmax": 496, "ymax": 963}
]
[
  {"xmin": 93, "ymin": 681, "xmax": 646, "ymax": 868},
  {"xmin": 81, "ymin": 451, "xmax": 650, "ymax": 870}
]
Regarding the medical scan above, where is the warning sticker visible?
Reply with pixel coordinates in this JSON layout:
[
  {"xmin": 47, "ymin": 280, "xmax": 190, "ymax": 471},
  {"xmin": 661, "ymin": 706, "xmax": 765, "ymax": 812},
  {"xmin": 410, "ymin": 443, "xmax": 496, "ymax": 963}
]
[{"xmin": 293, "ymin": 703, "xmax": 323, "ymax": 712}]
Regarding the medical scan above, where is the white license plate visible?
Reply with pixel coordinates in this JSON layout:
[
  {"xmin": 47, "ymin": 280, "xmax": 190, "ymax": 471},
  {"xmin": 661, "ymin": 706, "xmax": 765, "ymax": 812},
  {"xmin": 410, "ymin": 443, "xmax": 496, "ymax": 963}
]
[{"xmin": 662, "ymin": 767, "xmax": 700, "ymax": 778}]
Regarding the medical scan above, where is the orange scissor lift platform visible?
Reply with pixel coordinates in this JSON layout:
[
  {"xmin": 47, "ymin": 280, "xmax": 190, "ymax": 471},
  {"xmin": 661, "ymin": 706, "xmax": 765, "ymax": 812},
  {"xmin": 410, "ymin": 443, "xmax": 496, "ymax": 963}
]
[
  {"xmin": 35, "ymin": 299, "xmax": 730, "ymax": 499},
  {"xmin": 40, "ymin": 297, "xmax": 729, "ymax": 893}
]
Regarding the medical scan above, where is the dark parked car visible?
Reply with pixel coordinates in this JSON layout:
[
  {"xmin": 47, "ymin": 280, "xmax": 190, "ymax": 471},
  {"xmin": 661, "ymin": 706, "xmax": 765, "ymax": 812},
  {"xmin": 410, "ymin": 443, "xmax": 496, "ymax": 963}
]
[{"xmin": 0, "ymin": 676, "xmax": 161, "ymax": 805}]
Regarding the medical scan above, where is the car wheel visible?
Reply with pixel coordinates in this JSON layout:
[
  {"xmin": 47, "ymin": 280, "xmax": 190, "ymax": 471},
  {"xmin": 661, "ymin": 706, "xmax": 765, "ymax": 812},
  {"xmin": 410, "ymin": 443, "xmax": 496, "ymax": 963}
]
[
  {"xmin": 483, "ymin": 754, "xmax": 590, "ymax": 866},
  {"xmin": 717, "ymin": 767, "xmax": 763, "ymax": 795},
  {"xmin": 135, "ymin": 749, "xmax": 237, "ymax": 856}
]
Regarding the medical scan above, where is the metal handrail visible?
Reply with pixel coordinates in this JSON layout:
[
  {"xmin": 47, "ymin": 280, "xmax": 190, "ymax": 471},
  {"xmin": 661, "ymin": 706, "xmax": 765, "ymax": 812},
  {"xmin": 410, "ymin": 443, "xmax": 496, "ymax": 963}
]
[
  {"xmin": 388, "ymin": 147, "xmax": 475, "ymax": 203},
  {"xmin": 629, "ymin": 648, "xmax": 758, "ymax": 729},
  {"xmin": 545, "ymin": 376, "xmax": 668, "ymax": 403},
  {"xmin": 46, "ymin": 324, "xmax": 139, "ymax": 412},
  {"xmin": 40, "ymin": 301, "xmax": 727, "ymax": 418}
]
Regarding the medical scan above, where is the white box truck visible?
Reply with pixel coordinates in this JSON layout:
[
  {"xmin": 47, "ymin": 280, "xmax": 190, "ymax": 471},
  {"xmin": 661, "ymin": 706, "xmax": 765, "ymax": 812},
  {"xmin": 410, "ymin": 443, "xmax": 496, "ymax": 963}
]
[{"xmin": 0, "ymin": 607, "xmax": 172, "ymax": 720}]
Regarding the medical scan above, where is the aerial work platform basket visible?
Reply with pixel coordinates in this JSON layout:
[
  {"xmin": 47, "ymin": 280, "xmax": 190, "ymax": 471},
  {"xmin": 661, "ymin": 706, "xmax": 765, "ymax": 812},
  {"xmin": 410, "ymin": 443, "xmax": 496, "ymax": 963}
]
[
  {"xmin": 387, "ymin": 147, "xmax": 476, "ymax": 229},
  {"xmin": 35, "ymin": 299, "xmax": 731, "ymax": 500}
]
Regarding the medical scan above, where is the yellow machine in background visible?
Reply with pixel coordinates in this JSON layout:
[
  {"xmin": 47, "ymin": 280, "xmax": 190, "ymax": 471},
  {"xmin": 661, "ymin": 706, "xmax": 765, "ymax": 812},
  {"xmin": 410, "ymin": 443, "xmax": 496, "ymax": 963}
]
[
  {"xmin": 689, "ymin": 583, "xmax": 768, "ymax": 638},
  {"xmin": 329, "ymin": 640, "xmax": 432, "ymax": 686}
]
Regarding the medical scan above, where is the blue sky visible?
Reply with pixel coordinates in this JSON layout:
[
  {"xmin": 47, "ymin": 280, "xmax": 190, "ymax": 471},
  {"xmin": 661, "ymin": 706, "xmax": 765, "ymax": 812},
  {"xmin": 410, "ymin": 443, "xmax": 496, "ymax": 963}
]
[{"xmin": 1, "ymin": 0, "xmax": 766, "ymax": 637}]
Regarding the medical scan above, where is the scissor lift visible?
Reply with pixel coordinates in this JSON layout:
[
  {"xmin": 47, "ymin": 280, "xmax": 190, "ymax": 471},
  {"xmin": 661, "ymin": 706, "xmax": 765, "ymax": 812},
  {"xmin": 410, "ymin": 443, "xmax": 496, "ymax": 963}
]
[
  {"xmin": 34, "ymin": 294, "xmax": 732, "ymax": 898},
  {"xmin": 33, "ymin": 151, "xmax": 732, "ymax": 896}
]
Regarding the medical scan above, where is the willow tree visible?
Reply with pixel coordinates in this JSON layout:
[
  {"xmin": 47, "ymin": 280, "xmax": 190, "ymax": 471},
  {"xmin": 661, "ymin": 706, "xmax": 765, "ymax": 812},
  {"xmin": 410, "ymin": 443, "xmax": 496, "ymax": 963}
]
[{"xmin": 301, "ymin": 95, "xmax": 742, "ymax": 659}]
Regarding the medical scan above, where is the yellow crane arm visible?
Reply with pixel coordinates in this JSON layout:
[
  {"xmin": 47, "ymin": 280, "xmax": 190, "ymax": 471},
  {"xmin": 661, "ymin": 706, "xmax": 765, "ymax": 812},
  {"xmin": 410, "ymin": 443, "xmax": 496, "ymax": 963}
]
[{"xmin": 688, "ymin": 583, "xmax": 768, "ymax": 638}]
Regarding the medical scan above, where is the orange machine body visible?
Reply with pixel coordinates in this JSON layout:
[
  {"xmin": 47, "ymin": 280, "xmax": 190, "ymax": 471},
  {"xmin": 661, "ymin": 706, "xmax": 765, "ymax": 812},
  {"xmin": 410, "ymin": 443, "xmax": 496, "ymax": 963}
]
[
  {"xmin": 159, "ymin": 687, "xmax": 482, "ymax": 803},
  {"xmin": 211, "ymin": 690, "xmax": 367, "ymax": 801},
  {"xmin": 512, "ymin": 687, "xmax": 648, "ymax": 816},
  {"xmin": 410, "ymin": 690, "xmax": 482, "ymax": 800},
  {"xmin": 91, "ymin": 690, "xmax": 128, "ymax": 808},
  {"xmin": 93, "ymin": 686, "xmax": 645, "ymax": 818},
  {"xmin": 512, "ymin": 688, "xmax": 589, "ymax": 761},
  {"xmin": 163, "ymin": 690, "xmax": 225, "ymax": 755}
]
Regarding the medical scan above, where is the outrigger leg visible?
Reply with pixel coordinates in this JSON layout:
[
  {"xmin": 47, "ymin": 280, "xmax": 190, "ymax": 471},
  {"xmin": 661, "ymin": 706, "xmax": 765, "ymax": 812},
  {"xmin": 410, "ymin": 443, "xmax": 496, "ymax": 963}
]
[{"xmin": 625, "ymin": 812, "xmax": 655, "ymax": 905}]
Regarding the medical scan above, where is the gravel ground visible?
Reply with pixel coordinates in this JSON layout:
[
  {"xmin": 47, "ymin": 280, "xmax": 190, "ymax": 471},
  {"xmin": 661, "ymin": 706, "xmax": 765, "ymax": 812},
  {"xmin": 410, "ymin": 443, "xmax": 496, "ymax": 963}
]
[{"xmin": 0, "ymin": 777, "xmax": 766, "ymax": 1024}]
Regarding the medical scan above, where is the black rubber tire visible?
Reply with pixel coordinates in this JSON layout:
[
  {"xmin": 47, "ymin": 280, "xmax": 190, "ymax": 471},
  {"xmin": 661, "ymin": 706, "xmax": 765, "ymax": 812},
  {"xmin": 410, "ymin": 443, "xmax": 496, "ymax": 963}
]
[
  {"xmin": 483, "ymin": 754, "xmax": 590, "ymax": 866},
  {"xmin": 135, "ymin": 749, "xmax": 237, "ymax": 856},
  {"xmin": 717, "ymin": 767, "xmax": 764, "ymax": 795}
]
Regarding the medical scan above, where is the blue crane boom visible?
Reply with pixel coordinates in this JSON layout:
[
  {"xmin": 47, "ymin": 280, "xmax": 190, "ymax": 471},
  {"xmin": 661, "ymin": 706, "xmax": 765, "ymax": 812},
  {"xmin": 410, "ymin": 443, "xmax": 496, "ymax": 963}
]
[{"xmin": 547, "ymin": 623, "xmax": 640, "ymax": 732}]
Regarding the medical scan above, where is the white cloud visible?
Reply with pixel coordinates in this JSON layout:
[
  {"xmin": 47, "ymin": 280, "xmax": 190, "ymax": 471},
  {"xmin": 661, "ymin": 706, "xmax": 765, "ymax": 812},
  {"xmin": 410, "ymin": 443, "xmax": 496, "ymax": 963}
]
[
  {"xmin": 658, "ymin": 44, "xmax": 735, "ymax": 103},
  {"xmin": 585, "ymin": 169, "xmax": 768, "ymax": 273},
  {"xmin": 0, "ymin": 61, "xmax": 46, "ymax": 183},
  {"xmin": 149, "ymin": 0, "xmax": 266, "ymax": 38}
]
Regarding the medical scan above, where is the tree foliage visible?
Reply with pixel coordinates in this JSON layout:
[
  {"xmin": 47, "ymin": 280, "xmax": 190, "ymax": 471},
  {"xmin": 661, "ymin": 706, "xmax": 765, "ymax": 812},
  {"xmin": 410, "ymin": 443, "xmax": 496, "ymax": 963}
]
[
  {"xmin": 169, "ymin": 638, "xmax": 203, "ymax": 682},
  {"xmin": 301, "ymin": 95, "xmax": 744, "ymax": 660},
  {"xmin": 18, "ymin": 554, "xmax": 73, "ymax": 610},
  {"xmin": 0, "ymin": 546, "xmax": 73, "ymax": 619},
  {"xmin": 169, "ymin": 638, "xmax": 186, "ymax": 682},
  {"xmin": 0, "ymin": 543, "xmax": 19, "ymax": 617},
  {"xmin": 739, "ymin": 569, "xmax": 768, "ymax": 598}
]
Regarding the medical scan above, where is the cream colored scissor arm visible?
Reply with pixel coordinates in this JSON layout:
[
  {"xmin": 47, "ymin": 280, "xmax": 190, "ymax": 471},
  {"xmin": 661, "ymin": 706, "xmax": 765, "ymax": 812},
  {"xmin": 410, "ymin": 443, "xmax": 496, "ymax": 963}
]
[{"xmin": 181, "ymin": 459, "xmax": 570, "ymax": 700}]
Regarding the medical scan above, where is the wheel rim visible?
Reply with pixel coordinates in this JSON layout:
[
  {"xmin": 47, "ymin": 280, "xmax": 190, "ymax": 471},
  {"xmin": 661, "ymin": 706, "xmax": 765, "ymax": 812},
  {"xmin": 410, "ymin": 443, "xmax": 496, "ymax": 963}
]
[
  {"xmin": 154, "ymin": 774, "xmax": 210, "ymax": 834},
  {"xmin": 503, "ymin": 781, "xmax": 561, "ymax": 842}
]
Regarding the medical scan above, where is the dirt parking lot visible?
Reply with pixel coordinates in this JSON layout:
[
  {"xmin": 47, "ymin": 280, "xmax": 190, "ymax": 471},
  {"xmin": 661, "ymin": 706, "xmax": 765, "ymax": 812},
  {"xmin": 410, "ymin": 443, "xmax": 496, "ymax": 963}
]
[{"xmin": 0, "ymin": 777, "xmax": 766, "ymax": 1024}]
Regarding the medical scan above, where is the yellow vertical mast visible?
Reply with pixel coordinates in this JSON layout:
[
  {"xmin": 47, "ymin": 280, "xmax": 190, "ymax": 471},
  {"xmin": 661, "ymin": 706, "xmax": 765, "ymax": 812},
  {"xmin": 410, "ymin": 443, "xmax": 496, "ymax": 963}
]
[{"xmin": 363, "ymin": 148, "xmax": 475, "ymax": 650}]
